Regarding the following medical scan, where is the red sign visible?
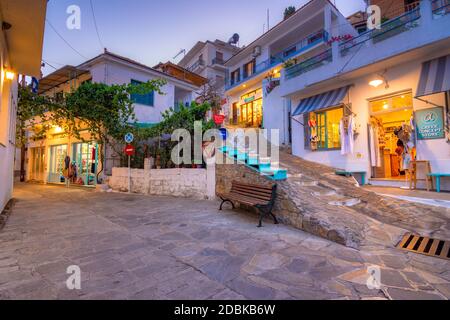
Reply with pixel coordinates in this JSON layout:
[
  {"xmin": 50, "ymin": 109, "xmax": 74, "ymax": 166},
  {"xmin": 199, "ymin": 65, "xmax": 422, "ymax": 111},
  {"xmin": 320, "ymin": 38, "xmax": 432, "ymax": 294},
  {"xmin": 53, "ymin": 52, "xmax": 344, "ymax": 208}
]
[
  {"xmin": 214, "ymin": 114, "xmax": 225, "ymax": 125},
  {"xmin": 124, "ymin": 144, "xmax": 135, "ymax": 156}
]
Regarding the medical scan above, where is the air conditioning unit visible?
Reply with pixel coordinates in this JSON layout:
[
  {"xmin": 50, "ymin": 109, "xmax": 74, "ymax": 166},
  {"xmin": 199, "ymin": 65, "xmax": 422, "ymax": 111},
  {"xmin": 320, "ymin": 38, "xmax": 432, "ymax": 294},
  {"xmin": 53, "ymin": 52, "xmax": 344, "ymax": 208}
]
[{"xmin": 252, "ymin": 46, "xmax": 261, "ymax": 58}]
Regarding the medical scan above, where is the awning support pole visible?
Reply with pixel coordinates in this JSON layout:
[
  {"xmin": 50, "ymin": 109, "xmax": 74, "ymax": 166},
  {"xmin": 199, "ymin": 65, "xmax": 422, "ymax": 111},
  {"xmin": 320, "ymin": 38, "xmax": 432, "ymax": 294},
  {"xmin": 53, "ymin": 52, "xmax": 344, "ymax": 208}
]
[
  {"xmin": 414, "ymin": 97, "xmax": 441, "ymax": 108},
  {"xmin": 291, "ymin": 116, "xmax": 305, "ymax": 127}
]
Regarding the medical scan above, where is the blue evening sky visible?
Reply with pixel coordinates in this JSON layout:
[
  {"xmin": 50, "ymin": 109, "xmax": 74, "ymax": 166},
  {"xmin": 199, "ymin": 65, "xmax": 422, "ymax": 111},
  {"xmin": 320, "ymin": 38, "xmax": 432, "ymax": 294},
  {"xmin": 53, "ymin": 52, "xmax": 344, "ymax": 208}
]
[{"xmin": 42, "ymin": 0, "xmax": 366, "ymax": 75}]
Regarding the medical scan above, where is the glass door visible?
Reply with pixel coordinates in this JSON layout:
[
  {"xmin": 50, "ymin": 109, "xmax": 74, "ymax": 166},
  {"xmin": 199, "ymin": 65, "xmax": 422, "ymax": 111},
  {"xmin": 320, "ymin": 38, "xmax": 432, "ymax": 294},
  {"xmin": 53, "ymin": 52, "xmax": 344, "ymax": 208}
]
[
  {"xmin": 48, "ymin": 145, "xmax": 68, "ymax": 184},
  {"xmin": 71, "ymin": 142, "xmax": 98, "ymax": 186},
  {"xmin": 30, "ymin": 147, "xmax": 45, "ymax": 181}
]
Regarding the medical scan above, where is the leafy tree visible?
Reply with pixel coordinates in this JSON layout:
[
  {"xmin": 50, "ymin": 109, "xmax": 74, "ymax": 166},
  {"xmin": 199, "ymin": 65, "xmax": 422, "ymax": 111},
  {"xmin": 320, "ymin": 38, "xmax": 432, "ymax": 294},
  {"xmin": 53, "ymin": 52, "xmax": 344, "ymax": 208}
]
[
  {"xmin": 17, "ymin": 79, "xmax": 166, "ymax": 179},
  {"xmin": 137, "ymin": 101, "xmax": 214, "ymax": 168},
  {"xmin": 284, "ymin": 6, "xmax": 296, "ymax": 20}
]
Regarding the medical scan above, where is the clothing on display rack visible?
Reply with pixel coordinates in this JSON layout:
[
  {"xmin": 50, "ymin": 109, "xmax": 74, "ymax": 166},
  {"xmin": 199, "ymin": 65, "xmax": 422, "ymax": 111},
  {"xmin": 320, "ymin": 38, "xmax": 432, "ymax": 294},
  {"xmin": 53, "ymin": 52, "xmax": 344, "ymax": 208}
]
[{"xmin": 340, "ymin": 115, "xmax": 355, "ymax": 156}]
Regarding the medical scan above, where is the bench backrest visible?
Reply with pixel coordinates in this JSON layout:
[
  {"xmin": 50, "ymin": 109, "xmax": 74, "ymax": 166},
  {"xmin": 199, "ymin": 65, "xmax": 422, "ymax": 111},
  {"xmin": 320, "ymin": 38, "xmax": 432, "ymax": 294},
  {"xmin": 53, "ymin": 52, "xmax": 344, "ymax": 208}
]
[{"xmin": 230, "ymin": 181, "xmax": 276, "ymax": 204}]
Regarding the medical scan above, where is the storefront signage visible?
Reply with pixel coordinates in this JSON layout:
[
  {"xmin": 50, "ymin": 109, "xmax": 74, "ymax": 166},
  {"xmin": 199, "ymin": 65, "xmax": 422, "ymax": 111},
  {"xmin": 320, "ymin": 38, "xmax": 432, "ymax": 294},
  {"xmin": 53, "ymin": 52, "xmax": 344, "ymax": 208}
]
[
  {"xmin": 243, "ymin": 96, "xmax": 255, "ymax": 103},
  {"xmin": 415, "ymin": 107, "xmax": 445, "ymax": 140}
]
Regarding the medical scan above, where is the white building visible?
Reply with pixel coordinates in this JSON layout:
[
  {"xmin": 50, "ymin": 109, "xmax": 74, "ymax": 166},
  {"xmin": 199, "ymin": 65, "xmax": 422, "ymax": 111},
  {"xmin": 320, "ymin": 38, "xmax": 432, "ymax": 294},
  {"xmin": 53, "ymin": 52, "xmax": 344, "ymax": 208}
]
[
  {"xmin": 283, "ymin": 0, "xmax": 450, "ymax": 191},
  {"xmin": 0, "ymin": 0, "xmax": 47, "ymax": 212},
  {"xmin": 222, "ymin": 0, "xmax": 450, "ymax": 192},
  {"xmin": 28, "ymin": 51, "xmax": 204, "ymax": 185},
  {"xmin": 223, "ymin": 0, "xmax": 354, "ymax": 145},
  {"xmin": 178, "ymin": 39, "xmax": 240, "ymax": 100}
]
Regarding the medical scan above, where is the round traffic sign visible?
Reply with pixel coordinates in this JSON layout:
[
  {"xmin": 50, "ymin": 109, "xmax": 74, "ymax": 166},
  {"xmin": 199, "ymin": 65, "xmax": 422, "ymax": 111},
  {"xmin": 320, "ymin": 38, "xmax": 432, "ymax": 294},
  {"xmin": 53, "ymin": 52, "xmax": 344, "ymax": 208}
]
[
  {"xmin": 124, "ymin": 133, "xmax": 134, "ymax": 144},
  {"xmin": 124, "ymin": 144, "xmax": 135, "ymax": 156}
]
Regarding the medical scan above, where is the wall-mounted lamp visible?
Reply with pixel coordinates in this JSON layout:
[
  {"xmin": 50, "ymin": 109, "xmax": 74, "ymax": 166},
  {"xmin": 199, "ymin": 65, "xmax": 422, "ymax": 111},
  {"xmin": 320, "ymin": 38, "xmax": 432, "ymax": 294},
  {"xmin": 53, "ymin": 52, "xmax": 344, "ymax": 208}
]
[
  {"xmin": 369, "ymin": 72, "xmax": 389, "ymax": 89},
  {"xmin": 4, "ymin": 69, "xmax": 15, "ymax": 80}
]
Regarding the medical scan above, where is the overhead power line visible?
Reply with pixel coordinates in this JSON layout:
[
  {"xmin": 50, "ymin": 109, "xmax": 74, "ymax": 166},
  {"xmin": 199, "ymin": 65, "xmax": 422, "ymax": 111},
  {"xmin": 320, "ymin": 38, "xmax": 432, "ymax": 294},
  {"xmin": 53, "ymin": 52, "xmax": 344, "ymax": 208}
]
[
  {"xmin": 46, "ymin": 19, "xmax": 88, "ymax": 60},
  {"xmin": 89, "ymin": 0, "xmax": 105, "ymax": 50}
]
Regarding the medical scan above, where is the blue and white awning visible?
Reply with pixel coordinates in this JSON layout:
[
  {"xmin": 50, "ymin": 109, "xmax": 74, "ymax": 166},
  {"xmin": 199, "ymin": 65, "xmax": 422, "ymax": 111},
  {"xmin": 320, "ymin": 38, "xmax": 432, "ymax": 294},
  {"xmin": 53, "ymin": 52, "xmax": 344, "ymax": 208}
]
[
  {"xmin": 292, "ymin": 85, "xmax": 351, "ymax": 116},
  {"xmin": 416, "ymin": 54, "xmax": 450, "ymax": 97}
]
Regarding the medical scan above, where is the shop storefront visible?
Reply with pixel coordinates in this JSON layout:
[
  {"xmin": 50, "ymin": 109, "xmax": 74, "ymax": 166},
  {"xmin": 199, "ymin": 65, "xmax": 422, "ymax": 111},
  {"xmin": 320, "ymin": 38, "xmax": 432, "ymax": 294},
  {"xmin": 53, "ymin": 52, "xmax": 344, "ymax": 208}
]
[
  {"xmin": 231, "ymin": 88, "xmax": 263, "ymax": 128},
  {"xmin": 47, "ymin": 144, "xmax": 68, "ymax": 184},
  {"xmin": 368, "ymin": 92, "xmax": 415, "ymax": 181},
  {"xmin": 291, "ymin": 54, "xmax": 450, "ymax": 191},
  {"xmin": 71, "ymin": 142, "xmax": 99, "ymax": 187},
  {"xmin": 28, "ymin": 135, "xmax": 100, "ymax": 188}
]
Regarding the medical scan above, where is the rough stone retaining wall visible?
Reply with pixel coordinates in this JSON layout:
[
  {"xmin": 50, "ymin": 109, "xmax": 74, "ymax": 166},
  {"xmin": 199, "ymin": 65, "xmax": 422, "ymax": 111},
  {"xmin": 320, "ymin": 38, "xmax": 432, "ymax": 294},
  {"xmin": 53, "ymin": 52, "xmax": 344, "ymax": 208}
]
[
  {"xmin": 216, "ymin": 162, "xmax": 322, "ymax": 240},
  {"xmin": 109, "ymin": 167, "xmax": 214, "ymax": 200}
]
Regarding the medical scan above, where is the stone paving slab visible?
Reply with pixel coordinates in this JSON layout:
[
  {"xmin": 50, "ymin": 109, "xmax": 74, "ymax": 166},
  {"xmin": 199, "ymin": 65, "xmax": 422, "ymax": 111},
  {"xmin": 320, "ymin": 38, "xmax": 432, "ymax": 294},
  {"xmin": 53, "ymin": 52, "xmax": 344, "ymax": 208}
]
[{"xmin": 0, "ymin": 183, "xmax": 449, "ymax": 300}]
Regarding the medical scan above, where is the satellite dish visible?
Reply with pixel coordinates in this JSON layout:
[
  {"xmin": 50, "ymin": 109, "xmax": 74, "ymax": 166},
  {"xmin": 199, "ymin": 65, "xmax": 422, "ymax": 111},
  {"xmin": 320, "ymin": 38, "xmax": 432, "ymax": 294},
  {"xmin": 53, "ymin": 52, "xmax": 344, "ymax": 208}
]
[{"xmin": 228, "ymin": 33, "xmax": 240, "ymax": 45}]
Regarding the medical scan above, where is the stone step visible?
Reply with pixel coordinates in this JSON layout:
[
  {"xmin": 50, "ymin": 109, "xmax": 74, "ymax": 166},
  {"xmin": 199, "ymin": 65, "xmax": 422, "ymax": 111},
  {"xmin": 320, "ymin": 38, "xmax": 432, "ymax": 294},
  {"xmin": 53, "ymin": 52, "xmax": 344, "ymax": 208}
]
[{"xmin": 328, "ymin": 198, "xmax": 361, "ymax": 207}]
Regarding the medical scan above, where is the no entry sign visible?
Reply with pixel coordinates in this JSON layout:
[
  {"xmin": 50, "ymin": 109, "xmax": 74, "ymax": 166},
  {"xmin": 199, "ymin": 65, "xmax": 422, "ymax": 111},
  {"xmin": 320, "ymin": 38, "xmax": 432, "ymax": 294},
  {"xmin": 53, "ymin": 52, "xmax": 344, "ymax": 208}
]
[{"xmin": 124, "ymin": 144, "xmax": 135, "ymax": 156}]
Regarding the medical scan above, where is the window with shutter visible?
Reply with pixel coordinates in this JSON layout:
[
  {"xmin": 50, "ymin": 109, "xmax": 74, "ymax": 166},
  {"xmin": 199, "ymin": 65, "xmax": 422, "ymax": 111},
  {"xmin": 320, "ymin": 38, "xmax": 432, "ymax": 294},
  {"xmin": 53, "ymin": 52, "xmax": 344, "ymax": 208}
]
[{"xmin": 130, "ymin": 79, "xmax": 154, "ymax": 107}]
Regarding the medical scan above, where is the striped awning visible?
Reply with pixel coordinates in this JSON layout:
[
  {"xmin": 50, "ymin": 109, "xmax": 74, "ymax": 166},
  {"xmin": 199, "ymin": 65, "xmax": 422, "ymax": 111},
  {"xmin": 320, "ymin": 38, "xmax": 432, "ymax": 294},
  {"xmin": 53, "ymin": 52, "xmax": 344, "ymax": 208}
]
[
  {"xmin": 292, "ymin": 85, "xmax": 351, "ymax": 116},
  {"xmin": 416, "ymin": 54, "xmax": 450, "ymax": 97}
]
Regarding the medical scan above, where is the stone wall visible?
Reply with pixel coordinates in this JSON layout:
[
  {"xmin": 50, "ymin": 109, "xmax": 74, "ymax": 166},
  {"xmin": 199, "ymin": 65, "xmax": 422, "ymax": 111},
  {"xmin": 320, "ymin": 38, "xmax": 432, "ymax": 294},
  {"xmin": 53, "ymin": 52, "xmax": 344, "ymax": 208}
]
[
  {"xmin": 109, "ymin": 167, "xmax": 214, "ymax": 200},
  {"xmin": 216, "ymin": 162, "xmax": 304, "ymax": 229}
]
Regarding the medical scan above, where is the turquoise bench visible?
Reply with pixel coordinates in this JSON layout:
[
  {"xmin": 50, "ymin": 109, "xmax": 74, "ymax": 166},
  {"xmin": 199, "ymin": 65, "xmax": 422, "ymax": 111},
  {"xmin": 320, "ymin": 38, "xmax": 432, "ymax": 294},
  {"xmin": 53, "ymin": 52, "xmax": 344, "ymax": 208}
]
[
  {"xmin": 335, "ymin": 171, "xmax": 367, "ymax": 186},
  {"xmin": 427, "ymin": 173, "xmax": 450, "ymax": 193}
]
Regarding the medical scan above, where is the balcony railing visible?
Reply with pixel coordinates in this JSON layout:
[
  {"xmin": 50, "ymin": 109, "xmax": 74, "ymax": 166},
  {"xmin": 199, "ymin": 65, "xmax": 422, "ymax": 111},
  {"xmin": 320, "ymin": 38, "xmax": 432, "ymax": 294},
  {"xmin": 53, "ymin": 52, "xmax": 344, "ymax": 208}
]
[
  {"xmin": 212, "ymin": 58, "xmax": 225, "ymax": 66},
  {"xmin": 284, "ymin": 49, "xmax": 332, "ymax": 80},
  {"xmin": 432, "ymin": 0, "xmax": 450, "ymax": 17},
  {"xmin": 340, "ymin": 8, "xmax": 421, "ymax": 56},
  {"xmin": 188, "ymin": 59, "xmax": 205, "ymax": 72},
  {"xmin": 226, "ymin": 30, "xmax": 328, "ymax": 89}
]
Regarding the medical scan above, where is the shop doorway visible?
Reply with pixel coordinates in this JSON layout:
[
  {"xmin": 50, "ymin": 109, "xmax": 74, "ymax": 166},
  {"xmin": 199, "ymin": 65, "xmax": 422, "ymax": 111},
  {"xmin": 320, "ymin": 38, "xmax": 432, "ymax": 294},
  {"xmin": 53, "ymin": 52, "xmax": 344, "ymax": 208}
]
[
  {"xmin": 29, "ymin": 147, "xmax": 45, "ymax": 182},
  {"xmin": 368, "ymin": 92, "xmax": 415, "ymax": 182},
  {"xmin": 232, "ymin": 103, "xmax": 238, "ymax": 125},
  {"xmin": 48, "ymin": 144, "xmax": 68, "ymax": 184},
  {"xmin": 239, "ymin": 89, "xmax": 263, "ymax": 128},
  {"xmin": 71, "ymin": 142, "xmax": 99, "ymax": 187}
]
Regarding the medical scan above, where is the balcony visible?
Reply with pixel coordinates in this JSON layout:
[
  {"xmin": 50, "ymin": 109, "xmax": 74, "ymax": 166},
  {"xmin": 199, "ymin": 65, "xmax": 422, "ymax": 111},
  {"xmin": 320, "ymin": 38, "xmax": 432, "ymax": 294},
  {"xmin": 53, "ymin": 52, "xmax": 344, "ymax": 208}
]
[
  {"xmin": 188, "ymin": 59, "xmax": 205, "ymax": 72},
  {"xmin": 284, "ymin": 49, "xmax": 332, "ymax": 80},
  {"xmin": 225, "ymin": 29, "xmax": 329, "ymax": 90},
  {"xmin": 432, "ymin": 0, "xmax": 450, "ymax": 17},
  {"xmin": 340, "ymin": 8, "xmax": 421, "ymax": 57},
  {"xmin": 212, "ymin": 58, "xmax": 225, "ymax": 66}
]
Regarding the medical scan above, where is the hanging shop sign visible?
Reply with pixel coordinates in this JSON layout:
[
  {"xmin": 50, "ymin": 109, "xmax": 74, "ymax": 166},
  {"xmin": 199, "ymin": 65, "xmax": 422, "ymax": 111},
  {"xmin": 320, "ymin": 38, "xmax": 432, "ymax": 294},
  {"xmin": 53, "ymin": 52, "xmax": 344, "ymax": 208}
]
[
  {"xmin": 415, "ymin": 107, "xmax": 445, "ymax": 140},
  {"xmin": 213, "ymin": 114, "xmax": 225, "ymax": 125}
]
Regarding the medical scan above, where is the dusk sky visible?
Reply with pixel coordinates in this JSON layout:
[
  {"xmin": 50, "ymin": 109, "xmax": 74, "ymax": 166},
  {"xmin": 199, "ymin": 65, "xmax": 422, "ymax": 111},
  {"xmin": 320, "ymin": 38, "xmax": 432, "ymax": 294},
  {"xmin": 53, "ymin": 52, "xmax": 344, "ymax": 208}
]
[{"xmin": 42, "ymin": 0, "xmax": 366, "ymax": 76}]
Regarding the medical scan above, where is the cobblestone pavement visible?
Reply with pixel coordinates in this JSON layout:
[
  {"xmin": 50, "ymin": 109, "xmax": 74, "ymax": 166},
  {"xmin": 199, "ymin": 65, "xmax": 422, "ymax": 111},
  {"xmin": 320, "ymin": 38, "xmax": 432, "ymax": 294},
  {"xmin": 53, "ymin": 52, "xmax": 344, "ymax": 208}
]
[{"xmin": 0, "ymin": 184, "xmax": 449, "ymax": 300}]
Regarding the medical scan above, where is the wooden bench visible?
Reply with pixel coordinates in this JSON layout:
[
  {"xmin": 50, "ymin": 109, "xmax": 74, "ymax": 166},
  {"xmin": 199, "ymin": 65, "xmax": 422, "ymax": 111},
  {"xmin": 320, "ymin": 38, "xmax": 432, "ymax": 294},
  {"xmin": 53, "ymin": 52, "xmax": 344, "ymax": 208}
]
[
  {"xmin": 335, "ymin": 171, "xmax": 367, "ymax": 186},
  {"xmin": 427, "ymin": 173, "xmax": 450, "ymax": 193},
  {"xmin": 217, "ymin": 181, "xmax": 278, "ymax": 228}
]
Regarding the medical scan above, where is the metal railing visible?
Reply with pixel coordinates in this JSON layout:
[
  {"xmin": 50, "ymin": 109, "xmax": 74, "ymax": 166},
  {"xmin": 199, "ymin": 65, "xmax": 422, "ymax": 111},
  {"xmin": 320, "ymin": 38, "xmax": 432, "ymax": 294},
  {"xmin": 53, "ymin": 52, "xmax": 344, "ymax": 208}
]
[
  {"xmin": 340, "ymin": 8, "xmax": 421, "ymax": 56},
  {"xmin": 212, "ymin": 58, "xmax": 225, "ymax": 66},
  {"xmin": 226, "ymin": 30, "xmax": 328, "ymax": 89},
  {"xmin": 188, "ymin": 59, "xmax": 205, "ymax": 72},
  {"xmin": 284, "ymin": 49, "xmax": 332, "ymax": 80},
  {"xmin": 432, "ymin": 0, "xmax": 450, "ymax": 17}
]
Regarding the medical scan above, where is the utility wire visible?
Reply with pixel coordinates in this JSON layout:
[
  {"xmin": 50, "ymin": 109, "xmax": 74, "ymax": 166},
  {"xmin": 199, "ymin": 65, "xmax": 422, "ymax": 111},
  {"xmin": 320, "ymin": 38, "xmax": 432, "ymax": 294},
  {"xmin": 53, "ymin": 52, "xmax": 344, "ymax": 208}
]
[
  {"xmin": 42, "ymin": 59, "xmax": 58, "ymax": 70},
  {"xmin": 89, "ymin": 0, "xmax": 105, "ymax": 50},
  {"xmin": 46, "ymin": 19, "xmax": 88, "ymax": 60}
]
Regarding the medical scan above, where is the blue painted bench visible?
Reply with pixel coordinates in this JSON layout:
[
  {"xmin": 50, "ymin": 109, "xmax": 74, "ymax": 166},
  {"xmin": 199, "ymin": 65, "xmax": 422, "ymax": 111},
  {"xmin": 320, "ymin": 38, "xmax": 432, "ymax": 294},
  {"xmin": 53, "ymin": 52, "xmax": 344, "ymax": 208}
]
[
  {"xmin": 335, "ymin": 171, "xmax": 367, "ymax": 186},
  {"xmin": 427, "ymin": 173, "xmax": 450, "ymax": 193}
]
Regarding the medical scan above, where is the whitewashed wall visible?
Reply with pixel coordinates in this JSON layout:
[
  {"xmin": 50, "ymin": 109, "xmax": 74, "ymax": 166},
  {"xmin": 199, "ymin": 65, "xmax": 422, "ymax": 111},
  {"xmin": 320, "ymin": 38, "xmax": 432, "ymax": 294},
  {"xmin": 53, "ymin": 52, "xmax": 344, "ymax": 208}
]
[{"xmin": 109, "ymin": 167, "xmax": 216, "ymax": 200}]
